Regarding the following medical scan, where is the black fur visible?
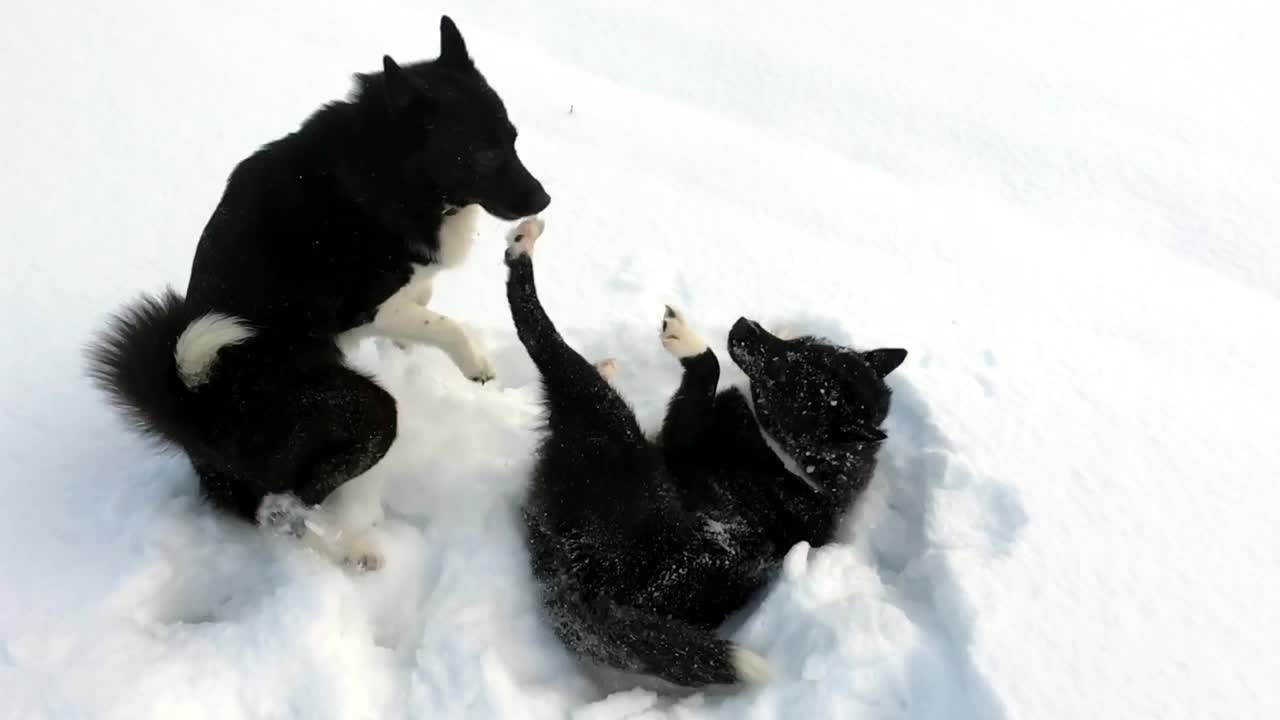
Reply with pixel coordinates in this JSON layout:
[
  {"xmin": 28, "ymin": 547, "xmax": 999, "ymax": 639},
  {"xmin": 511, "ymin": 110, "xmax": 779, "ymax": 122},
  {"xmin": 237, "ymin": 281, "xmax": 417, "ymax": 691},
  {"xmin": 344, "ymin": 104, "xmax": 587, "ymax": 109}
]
[
  {"xmin": 504, "ymin": 229, "xmax": 906, "ymax": 688},
  {"xmin": 86, "ymin": 17, "xmax": 549, "ymax": 524}
]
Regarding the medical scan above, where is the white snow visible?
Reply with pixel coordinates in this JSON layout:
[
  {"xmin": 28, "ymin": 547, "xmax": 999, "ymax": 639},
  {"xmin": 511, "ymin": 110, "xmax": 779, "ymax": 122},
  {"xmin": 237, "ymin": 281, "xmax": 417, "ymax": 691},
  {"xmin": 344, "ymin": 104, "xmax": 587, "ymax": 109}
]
[{"xmin": 4, "ymin": 0, "xmax": 1280, "ymax": 718}]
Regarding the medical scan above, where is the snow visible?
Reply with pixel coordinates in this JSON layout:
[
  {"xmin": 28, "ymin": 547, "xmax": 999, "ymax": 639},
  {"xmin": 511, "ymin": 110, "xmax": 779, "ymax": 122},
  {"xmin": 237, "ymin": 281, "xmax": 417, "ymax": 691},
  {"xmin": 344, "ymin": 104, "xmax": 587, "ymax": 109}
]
[{"xmin": 3, "ymin": 0, "xmax": 1280, "ymax": 718}]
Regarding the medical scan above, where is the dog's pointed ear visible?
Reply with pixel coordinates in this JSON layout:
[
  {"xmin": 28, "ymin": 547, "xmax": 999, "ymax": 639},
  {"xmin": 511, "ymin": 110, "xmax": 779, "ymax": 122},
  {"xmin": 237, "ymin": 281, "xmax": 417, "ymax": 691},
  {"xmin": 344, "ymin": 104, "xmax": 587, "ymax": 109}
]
[
  {"xmin": 863, "ymin": 348, "xmax": 907, "ymax": 378},
  {"xmin": 381, "ymin": 55, "xmax": 419, "ymax": 112},
  {"xmin": 439, "ymin": 16, "xmax": 473, "ymax": 67}
]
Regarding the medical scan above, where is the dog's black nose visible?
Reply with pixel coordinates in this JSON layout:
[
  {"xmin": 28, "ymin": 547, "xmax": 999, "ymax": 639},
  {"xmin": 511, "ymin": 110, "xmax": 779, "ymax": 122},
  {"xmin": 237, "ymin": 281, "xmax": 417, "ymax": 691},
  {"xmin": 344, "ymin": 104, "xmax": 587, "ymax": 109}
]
[
  {"xmin": 527, "ymin": 187, "xmax": 551, "ymax": 213},
  {"xmin": 730, "ymin": 317, "xmax": 764, "ymax": 340}
]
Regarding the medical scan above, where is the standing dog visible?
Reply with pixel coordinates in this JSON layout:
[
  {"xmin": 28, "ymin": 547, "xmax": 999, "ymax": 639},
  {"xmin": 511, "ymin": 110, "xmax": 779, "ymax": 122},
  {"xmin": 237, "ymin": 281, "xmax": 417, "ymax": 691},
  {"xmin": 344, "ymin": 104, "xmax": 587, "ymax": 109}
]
[
  {"xmin": 503, "ymin": 219, "xmax": 906, "ymax": 687},
  {"xmin": 87, "ymin": 17, "xmax": 549, "ymax": 568}
]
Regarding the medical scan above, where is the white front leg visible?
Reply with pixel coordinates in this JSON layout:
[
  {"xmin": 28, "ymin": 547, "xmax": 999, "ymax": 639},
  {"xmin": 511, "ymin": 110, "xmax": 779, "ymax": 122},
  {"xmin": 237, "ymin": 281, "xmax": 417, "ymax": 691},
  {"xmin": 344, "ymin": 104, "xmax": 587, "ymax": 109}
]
[{"xmin": 372, "ymin": 298, "xmax": 496, "ymax": 382}]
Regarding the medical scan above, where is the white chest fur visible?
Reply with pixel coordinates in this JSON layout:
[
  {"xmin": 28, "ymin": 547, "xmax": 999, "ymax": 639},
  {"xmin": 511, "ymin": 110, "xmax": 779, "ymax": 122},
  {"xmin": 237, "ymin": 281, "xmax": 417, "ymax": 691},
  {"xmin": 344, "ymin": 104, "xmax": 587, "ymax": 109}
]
[
  {"xmin": 434, "ymin": 204, "xmax": 481, "ymax": 269},
  {"xmin": 335, "ymin": 204, "xmax": 483, "ymax": 355},
  {"xmin": 395, "ymin": 204, "xmax": 480, "ymax": 303},
  {"xmin": 740, "ymin": 384, "xmax": 824, "ymax": 493}
]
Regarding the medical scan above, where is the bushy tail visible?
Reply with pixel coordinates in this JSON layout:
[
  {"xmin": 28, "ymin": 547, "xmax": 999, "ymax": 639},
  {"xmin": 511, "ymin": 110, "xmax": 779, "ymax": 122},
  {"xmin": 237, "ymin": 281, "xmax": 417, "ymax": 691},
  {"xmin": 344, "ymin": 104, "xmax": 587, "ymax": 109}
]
[
  {"xmin": 85, "ymin": 288, "xmax": 253, "ymax": 449},
  {"xmin": 546, "ymin": 591, "xmax": 772, "ymax": 688}
]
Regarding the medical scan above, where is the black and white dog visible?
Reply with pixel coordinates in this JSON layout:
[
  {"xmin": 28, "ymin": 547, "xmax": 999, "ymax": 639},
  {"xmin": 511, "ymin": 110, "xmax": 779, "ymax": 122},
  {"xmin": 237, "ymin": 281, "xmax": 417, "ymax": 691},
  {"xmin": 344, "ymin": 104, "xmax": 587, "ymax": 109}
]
[
  {"xmin": 503, "ymin": 218, "xmax": 906, "ymax": 688},
  {"xmin": 87, "ymin": 17, "xmax": 549, "ymax": 568}
]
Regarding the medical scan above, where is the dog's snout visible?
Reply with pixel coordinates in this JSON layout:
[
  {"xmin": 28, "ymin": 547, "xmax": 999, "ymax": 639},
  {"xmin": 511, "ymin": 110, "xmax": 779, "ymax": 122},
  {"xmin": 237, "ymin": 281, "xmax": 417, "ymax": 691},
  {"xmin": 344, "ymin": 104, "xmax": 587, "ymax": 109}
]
[
  {"xmin": 503, "ymin": 155, "xmax": 550, "ymax": 213},
  {"xmin": 730, "ymin": 317, "xmax": 763, "ymax": 340},
  {"xmin": 506, "ymin": 181, "xmax": 549, "ymax": 216},
  {"xmin": 526, "ymin": 186, "xmax": 551, "ymax": 213}
]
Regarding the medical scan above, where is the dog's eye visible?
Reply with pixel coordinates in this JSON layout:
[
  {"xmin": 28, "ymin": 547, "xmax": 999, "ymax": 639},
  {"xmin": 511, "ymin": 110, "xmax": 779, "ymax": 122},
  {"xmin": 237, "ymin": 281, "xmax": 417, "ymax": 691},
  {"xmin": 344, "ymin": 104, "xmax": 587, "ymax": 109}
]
[{"xmin": 475, "ymin": 148, "xmax": 503, "ymax": 171}]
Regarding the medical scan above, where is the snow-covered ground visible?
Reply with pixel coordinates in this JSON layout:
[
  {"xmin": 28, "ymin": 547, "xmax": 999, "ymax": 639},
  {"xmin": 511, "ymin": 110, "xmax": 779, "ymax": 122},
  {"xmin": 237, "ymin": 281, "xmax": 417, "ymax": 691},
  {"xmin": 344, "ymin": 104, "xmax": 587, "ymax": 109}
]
[{"xmin": 3, "ymin": 1, "xmax": 1280, "ymax": 717}]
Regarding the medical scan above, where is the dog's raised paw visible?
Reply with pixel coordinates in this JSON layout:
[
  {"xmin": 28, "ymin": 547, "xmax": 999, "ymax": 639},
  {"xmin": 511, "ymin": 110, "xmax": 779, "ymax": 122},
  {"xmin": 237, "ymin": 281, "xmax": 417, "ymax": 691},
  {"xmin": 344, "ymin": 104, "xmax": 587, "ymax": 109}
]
[
  {"xmin": 661, "ymin": 305, "xmax": 708, "ymax": 359},
  {"xmin": 504, "ymin": 216, "xmax": 545, "ymax": 262}
]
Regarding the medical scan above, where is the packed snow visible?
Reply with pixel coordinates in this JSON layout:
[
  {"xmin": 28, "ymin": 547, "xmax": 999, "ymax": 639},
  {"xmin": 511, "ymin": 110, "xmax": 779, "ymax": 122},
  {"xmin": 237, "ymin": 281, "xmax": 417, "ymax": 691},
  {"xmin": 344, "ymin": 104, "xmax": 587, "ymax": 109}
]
[{"xmin": 3, "ymin": 0, "xmax": 1280, "ymax": 718}]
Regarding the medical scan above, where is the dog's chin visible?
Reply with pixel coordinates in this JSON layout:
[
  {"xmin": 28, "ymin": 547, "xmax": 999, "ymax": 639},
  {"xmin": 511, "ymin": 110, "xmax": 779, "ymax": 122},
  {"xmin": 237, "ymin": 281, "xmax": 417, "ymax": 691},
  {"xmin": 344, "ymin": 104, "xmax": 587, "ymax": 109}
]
[
  {"xmin": 727, "ymin": 318, "xmax": 770, "ymax": 370},
  {"xmin": 479, "ymin": 193, "xmax": 551, "ymax": 221},
  {"xmin": 480, "ymin": 204, "xmax": 527, "ymax": 221}
]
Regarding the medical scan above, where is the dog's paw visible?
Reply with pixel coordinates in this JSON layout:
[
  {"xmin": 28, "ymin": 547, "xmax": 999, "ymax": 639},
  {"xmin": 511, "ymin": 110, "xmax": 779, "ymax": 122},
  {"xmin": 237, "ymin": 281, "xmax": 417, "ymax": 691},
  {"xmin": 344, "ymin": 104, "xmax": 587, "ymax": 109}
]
[
  {"xmin": 257, "ymin": 493, "xmax": 309, "ymax": 538},
  {"xmin": 312, "ymin": 527, "xmax": 385, "ymax": 573},
  {"xmin": 504, "ymin": 216, "xmax": 545, "ymax": 263},
  {"xmin": 339, "ymin": 536, "xmax": 384, "ymax": 573},
  {"xmin": 469, "ymin": 365, "xmax": 497, "ymax": 384},
  {"xmin": 465, "ymin": 351, "xmax": 497, "ymax": 384},
  {"xmin": 661, "ymin": 305, "xmax": 708, "ymax": 359},
  {"xmin": 593, "ymin": 356, "xmax": 619, "ymax": 381}
]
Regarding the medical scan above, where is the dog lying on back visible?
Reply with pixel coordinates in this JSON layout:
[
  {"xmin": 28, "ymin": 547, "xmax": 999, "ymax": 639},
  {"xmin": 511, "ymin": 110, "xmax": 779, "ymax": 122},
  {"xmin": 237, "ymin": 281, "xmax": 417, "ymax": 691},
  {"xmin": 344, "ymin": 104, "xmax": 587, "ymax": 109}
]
[
  {"xmin": 502, "ymin": 218, "xmax": 906, "ymax": 688},
  {"xmin": 86, "ymin": 17, "xmax": 549, "ymax": 569}
]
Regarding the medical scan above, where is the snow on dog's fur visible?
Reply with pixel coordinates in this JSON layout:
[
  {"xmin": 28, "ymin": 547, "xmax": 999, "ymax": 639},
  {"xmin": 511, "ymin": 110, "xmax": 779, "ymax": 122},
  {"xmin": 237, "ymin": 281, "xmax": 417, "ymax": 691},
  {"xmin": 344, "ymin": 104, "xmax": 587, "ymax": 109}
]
[
  {"xmin": 503, "ymin": 217, "xmax": 907, "ymax": 688},
  {"xmin": 86, "ymin": 16, "xmax": 549, "ymax": 570}
]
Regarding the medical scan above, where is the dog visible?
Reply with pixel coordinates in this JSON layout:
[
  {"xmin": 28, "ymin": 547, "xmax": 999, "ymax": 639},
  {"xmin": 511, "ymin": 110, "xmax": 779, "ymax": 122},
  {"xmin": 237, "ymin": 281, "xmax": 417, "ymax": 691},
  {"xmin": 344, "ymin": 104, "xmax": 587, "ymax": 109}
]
[
  {"xmin": 86, "ymin": 16, "xmax": 549, "ymax": 569},
  {"xmin": 502, "ymin": 218, "xmax": 906, "ymax": 688}
]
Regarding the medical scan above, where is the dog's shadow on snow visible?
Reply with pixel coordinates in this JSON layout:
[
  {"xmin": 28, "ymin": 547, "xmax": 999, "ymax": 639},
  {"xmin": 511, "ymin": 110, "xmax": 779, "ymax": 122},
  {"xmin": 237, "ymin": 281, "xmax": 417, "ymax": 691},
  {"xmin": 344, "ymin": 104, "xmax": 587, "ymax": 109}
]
[
  {"xmin": 871, "ymin": 380, "xmax": 1026, "ymax": 720},
  {"xmin": 776, "ymin": 311, "xmax": 1026, "ymax": 720}
]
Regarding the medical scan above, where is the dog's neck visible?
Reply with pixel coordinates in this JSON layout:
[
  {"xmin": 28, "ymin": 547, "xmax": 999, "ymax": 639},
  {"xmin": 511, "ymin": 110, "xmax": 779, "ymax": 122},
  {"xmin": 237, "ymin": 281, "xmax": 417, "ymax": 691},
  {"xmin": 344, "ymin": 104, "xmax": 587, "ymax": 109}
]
[
  {"xmin": 739, "ymin": 384, "xmax": 876, "ymax": 495},
  {"xmin": 738, "ymin": 385, "xmax": 822, "ymax": 492},
  {"xmin": 322, "ymin": 105, "xmax": 455, "ymax": 259},
  {"xmin": 337, "ymin": 167, "xmax": 444, "ymax": 250},
  {"xmin": 431, "ymin": 204, "xmax": 480, "ymax": 268}
]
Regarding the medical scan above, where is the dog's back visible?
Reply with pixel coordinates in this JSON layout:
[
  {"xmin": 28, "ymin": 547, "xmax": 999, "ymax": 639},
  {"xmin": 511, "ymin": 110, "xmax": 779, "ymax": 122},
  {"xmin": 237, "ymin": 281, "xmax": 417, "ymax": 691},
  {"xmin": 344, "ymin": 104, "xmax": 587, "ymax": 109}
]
[{"xmin": 184, "ymin": 108, "xmax": 413, "ymax": 334}]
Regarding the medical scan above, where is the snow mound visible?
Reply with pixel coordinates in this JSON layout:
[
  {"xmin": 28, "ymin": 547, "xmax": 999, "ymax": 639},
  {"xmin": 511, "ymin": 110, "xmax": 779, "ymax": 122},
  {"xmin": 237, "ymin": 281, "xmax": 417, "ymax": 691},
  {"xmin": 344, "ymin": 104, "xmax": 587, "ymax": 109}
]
[{"xmin": 2, "ymin": 324, "xmax": 1023, "ymax": 719}]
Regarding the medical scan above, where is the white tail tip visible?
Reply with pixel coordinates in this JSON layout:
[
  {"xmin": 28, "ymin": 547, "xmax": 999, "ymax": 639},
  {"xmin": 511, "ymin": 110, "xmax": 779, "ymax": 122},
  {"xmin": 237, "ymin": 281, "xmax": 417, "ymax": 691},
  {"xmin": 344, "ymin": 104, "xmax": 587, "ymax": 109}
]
[
  {"xmin": 175, "ymin": 312, "xmax": 253, "ymax": 388},
  {"xmin": 731, "ymin": 645, "xmax": 773, "ymax": 684}
]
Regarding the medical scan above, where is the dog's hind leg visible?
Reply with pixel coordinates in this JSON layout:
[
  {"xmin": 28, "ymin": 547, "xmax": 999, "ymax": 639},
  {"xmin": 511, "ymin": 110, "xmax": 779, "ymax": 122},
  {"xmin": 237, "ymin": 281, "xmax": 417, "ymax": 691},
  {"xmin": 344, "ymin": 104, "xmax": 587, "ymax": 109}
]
[
  {"xmin": 232, "ymin": 355, "xmax": 398, "ymax": 571},
  {"xmin": 193, "ymin": 459, "xmax": 264, "ymax": 522},
  {"xmin": 657, "ymin": 306, "xmax": 721, "ymax": 463},
  {"xmin": 504, "ymin": 218, "xmax": 645, "ymax": 442},
  {"xmin": 289, "ymin": 363, "xmax": 397, "ymax": 570}
]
